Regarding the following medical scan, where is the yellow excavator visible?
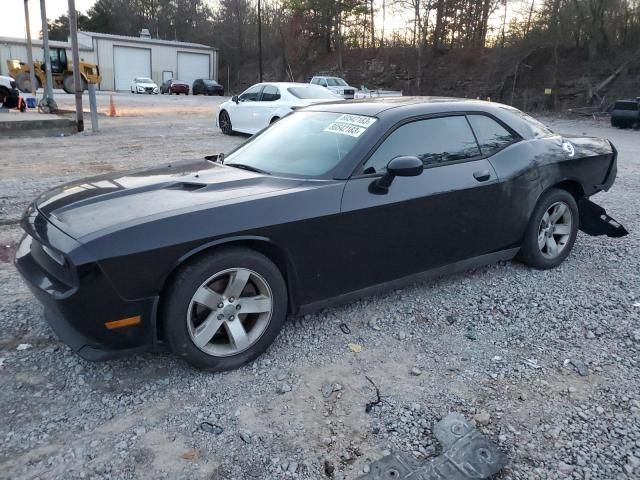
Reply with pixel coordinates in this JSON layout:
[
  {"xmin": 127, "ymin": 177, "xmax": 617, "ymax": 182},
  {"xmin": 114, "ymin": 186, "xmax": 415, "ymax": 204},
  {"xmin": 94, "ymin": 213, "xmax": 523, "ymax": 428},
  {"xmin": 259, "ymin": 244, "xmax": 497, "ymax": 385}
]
[{"xmin": 7, "ymin": 47, "xmax": 101, "ymax": 94}]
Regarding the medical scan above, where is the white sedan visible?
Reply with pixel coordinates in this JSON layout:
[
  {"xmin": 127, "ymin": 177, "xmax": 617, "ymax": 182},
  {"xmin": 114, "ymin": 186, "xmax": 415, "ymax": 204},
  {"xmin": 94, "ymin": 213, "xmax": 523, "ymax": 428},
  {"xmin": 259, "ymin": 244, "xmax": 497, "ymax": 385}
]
[
  {"xmin": 130, "ymin": 77, "xmax": 159, "ymax": 94},
  {"xmin": 217, "ymin": 82, "xmax": 341, "ymax": 135}
]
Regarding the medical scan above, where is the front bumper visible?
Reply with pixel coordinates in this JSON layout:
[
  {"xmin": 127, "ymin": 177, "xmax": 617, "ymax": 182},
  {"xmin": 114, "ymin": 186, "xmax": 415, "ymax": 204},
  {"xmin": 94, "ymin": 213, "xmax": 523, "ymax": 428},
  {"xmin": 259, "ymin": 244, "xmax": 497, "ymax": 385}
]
[{"xmin": 14, "ymin": 214, "xmax": 160, "ymax": 361}]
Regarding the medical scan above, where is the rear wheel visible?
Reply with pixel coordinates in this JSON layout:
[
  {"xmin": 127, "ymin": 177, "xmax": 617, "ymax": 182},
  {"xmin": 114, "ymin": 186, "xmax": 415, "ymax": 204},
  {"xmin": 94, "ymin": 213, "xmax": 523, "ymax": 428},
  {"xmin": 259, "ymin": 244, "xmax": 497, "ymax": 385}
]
[
  {"xmin": 162, "ymin": 248, "xmax": 287, "ymax": 371},
  {"xmin": 518, "ymin": 188, "xmax": 578, "ymax": 269},
  {"xmin": 219, "ymin": 110, "xmax": 234, "ymax": 135}
]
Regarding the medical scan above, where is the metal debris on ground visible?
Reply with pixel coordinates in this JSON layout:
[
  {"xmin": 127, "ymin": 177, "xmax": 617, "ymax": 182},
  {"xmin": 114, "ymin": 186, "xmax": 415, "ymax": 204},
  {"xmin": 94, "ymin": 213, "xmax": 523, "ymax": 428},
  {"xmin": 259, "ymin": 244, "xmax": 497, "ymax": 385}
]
[
  {"xmin": 364, "ymin": 376, "xmax": 382, "ymax": 413},
  {"xmin": 522, "ymin": 358, "xmax": 542, "ymax": 369},
  {"xmin": 340, "ymin": 323, "xmax": 351, "ymax": 334},
  {"xmin": 199, "ymin": 421, "xmax": 224, "ymax": 435},
  {"xmin": 357, "ymin": 413, "xmax": 507, "ymax": 479}
]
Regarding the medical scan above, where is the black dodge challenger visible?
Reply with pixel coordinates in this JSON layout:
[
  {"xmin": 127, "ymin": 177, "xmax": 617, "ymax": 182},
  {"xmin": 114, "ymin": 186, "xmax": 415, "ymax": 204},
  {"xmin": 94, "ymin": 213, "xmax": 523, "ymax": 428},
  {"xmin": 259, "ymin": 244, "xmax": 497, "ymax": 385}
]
[{"xmin": 15, "ymin": 98, "xmax": 627, "ymax": 370}]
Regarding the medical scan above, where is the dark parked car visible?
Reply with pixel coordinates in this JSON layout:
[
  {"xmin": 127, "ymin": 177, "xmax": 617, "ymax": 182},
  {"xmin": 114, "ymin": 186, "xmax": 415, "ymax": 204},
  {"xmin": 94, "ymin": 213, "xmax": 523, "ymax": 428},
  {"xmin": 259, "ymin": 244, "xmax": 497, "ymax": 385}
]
[
  {"xmin": 192, "ymin": 78, "xmax": 224, "ymax": 96},
  {"xmin": 610, "ymin": 98, "xmax": 640, "ymax": 129},
  {"xmin": 15, "ymin": 98, "xmax": 627, "ymax": 371},
  {"xmin": 160, "ymin": 79, "xmax": 189, "ymax": 95}
]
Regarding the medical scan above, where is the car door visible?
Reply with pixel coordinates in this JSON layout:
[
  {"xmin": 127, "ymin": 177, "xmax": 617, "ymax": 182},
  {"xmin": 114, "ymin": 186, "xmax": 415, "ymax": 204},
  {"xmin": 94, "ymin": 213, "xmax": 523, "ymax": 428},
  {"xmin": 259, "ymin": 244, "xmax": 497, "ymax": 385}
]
[
  {"xmin": 231, "ymin": 85, "xmax": 263, "ymax": 133},
  {"xmin": 337, "ymin": 115, "xmax": 507, "ymax": 293},
  {"xmin": 251, "ymin": 85, "xmax": 282, "ymax": 130}
]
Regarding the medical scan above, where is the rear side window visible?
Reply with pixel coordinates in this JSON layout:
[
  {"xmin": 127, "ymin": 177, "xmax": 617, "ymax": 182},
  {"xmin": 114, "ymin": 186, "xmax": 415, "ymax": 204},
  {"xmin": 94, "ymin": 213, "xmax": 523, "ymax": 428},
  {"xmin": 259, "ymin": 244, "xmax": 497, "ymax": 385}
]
[
  {"xmin": 363, "ymin": 116, "xmax": 481, "ymax": 174},
  {"xmin": 467, "ymin": 114, "xmax": 518, "ymax": 155},
  {"xmin": 614, "ymin": 101, "xmax": 639, "ymax": 111},
  {"xmin": 261, "ymin": 85, "xmax": 281, "ymax": 101}
]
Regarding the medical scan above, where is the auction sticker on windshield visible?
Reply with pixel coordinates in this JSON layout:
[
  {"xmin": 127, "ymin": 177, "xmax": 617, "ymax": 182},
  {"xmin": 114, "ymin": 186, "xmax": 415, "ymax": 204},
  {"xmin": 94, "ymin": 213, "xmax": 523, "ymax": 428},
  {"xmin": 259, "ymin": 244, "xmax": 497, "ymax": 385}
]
[{"xmin": 325, "ymin": 114, "xmax": 377, "ymax": 138}]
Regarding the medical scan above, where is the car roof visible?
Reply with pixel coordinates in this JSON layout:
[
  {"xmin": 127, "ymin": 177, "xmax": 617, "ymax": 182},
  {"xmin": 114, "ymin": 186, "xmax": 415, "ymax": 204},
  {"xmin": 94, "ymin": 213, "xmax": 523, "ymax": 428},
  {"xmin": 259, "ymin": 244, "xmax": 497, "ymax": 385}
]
[
  {"xmin": 255, "ymin": 82, "xmax": 319, "ymax": 88},
  {"xmin": 303, "ymin": 97, "xmax": 553, "ymax": 140}
]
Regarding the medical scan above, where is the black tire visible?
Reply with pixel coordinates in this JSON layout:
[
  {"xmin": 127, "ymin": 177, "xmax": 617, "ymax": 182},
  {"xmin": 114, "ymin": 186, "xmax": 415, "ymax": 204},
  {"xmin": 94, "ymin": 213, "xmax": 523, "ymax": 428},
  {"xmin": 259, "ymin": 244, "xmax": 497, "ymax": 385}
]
[
  {"xmin": 518, "ymin": 188, "xmax": 579, "ymax": 269},
  {"xmin": 219, "ymin": 110, "xmax": 234, "ymax": 135},
  {"xmin": 162, "ymin": 247, "xmax": 287, "ymax": 371},
  {"xmin": 0, "ymin": 86, "xmax": 9, "ymax": 100},
  {"xmin": 62, "ymin": 75, "xmax": 86, "ymax": 94},
  {"xmin": 270, "ymin": 116, "xmax": 280, "ymax": 124}
]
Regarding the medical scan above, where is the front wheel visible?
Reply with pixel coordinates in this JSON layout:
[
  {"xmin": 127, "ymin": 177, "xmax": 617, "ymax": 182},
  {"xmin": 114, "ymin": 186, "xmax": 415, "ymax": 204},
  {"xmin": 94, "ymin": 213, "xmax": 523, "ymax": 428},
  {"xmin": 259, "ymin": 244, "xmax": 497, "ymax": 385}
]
[
  {"xmin": 518, "ymin": 188, "xmax": 579, "ymax": 269},
  {"xmin": 219, "ymin": 110, "xmax": 233, "ymax": 135},
  {"xmin": 162, "ymin": 248, "xmax": 287, "ymax": 371},
  {"xmin": 62, "ymin": 75, "xmax": 86, "ymax": 94}
]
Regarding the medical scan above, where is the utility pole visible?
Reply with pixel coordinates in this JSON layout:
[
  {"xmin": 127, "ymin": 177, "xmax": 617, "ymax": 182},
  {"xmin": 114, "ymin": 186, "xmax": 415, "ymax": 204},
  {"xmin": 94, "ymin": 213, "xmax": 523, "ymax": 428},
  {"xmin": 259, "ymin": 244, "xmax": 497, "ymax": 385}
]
[
  {"xmin": 257, "ymin": 0, "xmax": 263, "ymax": 82},
  {"xmin": 40, "ymin": 0, "xmax": 57, "ymax": 111},
  {"xmin": 23, "ymin": 0, "xmax": 37, "ymax": 96},
  {"xmin": 68, "ymin": 0, "xmax": 84, "ymax": 132}
]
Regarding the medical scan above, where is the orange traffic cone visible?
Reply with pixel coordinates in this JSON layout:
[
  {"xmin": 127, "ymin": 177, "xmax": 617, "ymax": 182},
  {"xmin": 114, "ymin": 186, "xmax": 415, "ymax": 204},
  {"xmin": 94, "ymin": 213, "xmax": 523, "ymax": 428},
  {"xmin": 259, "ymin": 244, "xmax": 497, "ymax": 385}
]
[{"xmin": 108, "ymin": 94, "xmax": 116, "ymax": 117}]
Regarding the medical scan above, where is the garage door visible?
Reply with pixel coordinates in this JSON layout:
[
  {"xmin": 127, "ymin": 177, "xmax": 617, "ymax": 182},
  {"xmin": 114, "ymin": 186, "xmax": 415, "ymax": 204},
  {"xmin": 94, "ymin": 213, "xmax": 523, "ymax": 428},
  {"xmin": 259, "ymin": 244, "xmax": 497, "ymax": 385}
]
[
  {"xmin": 113, "ymin": 46, "xmax": 151, "ymax": 91},
  {"xmin": 177, "ymin": 52, "xmax": 210, "ymax": 85}
]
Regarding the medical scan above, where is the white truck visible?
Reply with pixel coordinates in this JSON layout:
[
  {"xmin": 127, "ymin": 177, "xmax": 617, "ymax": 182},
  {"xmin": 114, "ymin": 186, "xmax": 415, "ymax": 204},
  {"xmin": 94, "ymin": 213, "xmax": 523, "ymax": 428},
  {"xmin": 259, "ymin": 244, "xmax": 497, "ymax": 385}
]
[{"xmin": 310, "ymin": 75, "xmax": 357, "ymax": 99}]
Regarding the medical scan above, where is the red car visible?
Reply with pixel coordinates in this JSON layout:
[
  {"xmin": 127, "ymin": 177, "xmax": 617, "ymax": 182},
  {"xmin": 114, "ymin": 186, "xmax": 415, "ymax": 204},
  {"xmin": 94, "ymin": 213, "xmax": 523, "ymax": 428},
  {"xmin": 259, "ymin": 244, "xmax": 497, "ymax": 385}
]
[{"xmin": 161, "ymin": 79, "xmax": 190, "ymax": 95}]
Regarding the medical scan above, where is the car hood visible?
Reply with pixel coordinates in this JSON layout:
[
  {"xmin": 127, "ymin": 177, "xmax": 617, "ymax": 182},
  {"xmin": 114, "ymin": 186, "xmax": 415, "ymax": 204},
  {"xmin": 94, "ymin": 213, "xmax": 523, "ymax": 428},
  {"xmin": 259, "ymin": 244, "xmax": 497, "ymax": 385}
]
[
  {"xmin": 135, "ymin": 82, "xmax": 157, "ymax": 88},
  {"xmin": 35, "ymin": 160, "xmax": 305, "ymax": 240}
]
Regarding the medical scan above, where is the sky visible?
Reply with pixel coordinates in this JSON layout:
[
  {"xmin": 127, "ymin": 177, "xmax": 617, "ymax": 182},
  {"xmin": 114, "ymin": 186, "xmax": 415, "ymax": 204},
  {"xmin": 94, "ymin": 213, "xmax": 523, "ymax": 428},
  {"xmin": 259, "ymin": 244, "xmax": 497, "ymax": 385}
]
[
  {"xmin": 0, "ymin": 1, "xmax": 523, "ymax": 43},
  {"xmin": 0, "ymin": 0, "xmax": 96, "ymax": 39}
]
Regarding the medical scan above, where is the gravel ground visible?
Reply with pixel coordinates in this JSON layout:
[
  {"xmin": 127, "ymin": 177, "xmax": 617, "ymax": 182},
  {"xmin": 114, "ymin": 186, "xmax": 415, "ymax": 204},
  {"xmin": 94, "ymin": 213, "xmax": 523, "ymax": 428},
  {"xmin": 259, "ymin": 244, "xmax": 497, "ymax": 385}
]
[{"xmin": 0, "ymin": 98, "xmax": 638, "ymax": 480}]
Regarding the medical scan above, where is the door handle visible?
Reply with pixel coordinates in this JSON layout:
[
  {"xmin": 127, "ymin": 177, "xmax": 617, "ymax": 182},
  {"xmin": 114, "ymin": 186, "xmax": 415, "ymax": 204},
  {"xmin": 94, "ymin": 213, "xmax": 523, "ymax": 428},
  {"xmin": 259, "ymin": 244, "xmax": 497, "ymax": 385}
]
[{"xmin": 473, "ymin": 170, "xmax": 491, "ymax": 182}]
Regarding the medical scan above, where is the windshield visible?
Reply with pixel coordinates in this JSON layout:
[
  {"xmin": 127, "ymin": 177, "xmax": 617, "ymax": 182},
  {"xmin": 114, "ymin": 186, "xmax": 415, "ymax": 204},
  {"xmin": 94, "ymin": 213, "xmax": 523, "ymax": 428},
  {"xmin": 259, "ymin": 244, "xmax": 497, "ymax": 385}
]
[
  {"xmin": 326, "ymin": 78, "xmax": 348, "ymax": 86},
  {"xmin": 204, "ymin": 80, "xmax": 219, "ymax": 86},
  {"xmin": 136, "ymin": 77, "xmax": 154, "ymax": 83},
  {"xmin": 224, "ymin": 111, "xmax": 376, "ymax": 177},
  {"xmin": 288, "ymin": 86, "xmax": 340, "ymax": 99}
]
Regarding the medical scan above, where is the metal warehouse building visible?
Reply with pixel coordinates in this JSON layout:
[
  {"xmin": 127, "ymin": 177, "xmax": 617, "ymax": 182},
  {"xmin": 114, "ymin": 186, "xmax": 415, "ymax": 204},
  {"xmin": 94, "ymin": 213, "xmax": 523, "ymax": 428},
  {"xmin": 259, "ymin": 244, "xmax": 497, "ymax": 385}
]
[{"xmin": 0, "ymin": 30, "xmax": 218, "ymax": 91}]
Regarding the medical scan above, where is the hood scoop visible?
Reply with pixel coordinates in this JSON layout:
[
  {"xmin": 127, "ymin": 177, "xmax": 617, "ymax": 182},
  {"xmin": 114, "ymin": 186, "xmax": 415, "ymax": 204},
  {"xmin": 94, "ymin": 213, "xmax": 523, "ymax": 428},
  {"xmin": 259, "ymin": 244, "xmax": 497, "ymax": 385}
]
[{"xmin": 165, "ymin": 182, "xmax": 207, "ymax": 191}]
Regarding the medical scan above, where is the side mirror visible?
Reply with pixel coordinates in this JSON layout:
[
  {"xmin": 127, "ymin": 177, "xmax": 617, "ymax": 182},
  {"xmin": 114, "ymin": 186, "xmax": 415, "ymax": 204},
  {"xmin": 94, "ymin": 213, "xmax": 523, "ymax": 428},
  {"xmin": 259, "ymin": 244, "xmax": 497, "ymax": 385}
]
[
  {"xmin": 370, "ymin": 156, "xmax": 423, "ymax": 194},
  {"xmin": 232, "ymin": 95, "xmax": 239, "ymax": 104}
]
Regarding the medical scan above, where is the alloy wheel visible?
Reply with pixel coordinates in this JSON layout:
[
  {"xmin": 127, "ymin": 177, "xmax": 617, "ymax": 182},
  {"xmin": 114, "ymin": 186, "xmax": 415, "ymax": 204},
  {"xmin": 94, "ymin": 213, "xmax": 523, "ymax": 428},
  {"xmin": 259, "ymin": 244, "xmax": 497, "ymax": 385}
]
[
  {"xmin": 187, "ymin": 268, "xmax": 273, "ymax": 357},
  {"xmin": 538, "ymin": 201, "xmax": 573, "ymax": 259},
  {"xmin": 220, "ymin": 111, "xmax": 231, "ymax": 134}
]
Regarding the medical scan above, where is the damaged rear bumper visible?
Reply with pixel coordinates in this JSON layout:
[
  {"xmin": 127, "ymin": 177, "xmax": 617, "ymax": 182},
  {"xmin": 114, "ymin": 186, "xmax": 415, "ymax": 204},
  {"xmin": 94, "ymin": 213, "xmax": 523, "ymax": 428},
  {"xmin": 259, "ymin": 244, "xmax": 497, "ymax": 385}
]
[{"xmin": 579, "ymin": 198, "xmax": 628, "ymax": 238}]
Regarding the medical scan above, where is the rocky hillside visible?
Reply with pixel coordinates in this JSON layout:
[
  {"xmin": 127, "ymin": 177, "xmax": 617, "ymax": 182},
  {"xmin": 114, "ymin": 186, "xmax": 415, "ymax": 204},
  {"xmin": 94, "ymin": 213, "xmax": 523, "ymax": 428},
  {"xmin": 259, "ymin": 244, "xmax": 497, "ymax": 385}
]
[{"xmin": 231, "ymin": 46, "xmax": 640, "ymax": 112}]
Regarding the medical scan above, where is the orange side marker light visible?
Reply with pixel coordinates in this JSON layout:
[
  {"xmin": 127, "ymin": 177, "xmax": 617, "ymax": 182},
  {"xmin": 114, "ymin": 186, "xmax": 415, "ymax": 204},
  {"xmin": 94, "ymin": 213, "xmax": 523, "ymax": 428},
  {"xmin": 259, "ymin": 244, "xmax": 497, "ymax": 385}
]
[{"xmin": 104, "ymin": 315, "xmax": 141, "ymax": 330}]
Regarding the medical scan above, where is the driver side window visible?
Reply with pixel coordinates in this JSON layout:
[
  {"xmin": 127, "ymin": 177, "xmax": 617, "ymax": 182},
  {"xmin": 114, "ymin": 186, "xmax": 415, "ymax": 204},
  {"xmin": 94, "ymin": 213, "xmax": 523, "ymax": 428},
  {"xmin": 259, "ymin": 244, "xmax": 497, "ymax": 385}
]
[
  {"xmin": 239, "ymin": 85, "xmax": 262, "ymax": 102},
  {"xmin": 362, "ymin": 116, "xmax": 481, "ymax": 174}
]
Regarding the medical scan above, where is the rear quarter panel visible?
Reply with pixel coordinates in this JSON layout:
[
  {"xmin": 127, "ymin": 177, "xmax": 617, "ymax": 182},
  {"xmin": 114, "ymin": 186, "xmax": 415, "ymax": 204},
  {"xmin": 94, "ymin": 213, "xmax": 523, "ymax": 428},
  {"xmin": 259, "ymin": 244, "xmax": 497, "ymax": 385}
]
[
  {"xmin": 536, "ymin": 136, "xmax": 613, "ymax": 197},
  {"xmin": 486, "ymin": 134, "xmax": 613, "ymax": 248}
]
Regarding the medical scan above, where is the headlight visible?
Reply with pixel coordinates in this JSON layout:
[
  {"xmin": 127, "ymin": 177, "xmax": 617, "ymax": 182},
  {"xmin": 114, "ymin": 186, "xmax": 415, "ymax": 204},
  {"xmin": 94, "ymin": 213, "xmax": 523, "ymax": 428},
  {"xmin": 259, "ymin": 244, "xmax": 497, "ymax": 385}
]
[
  {"xmin": 153, "ymin": 87, "xmax": 159, "ymax": 92},
  {"xmin": 42, "ymin": 244, "xmax": 66, "ymax": 266}
]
